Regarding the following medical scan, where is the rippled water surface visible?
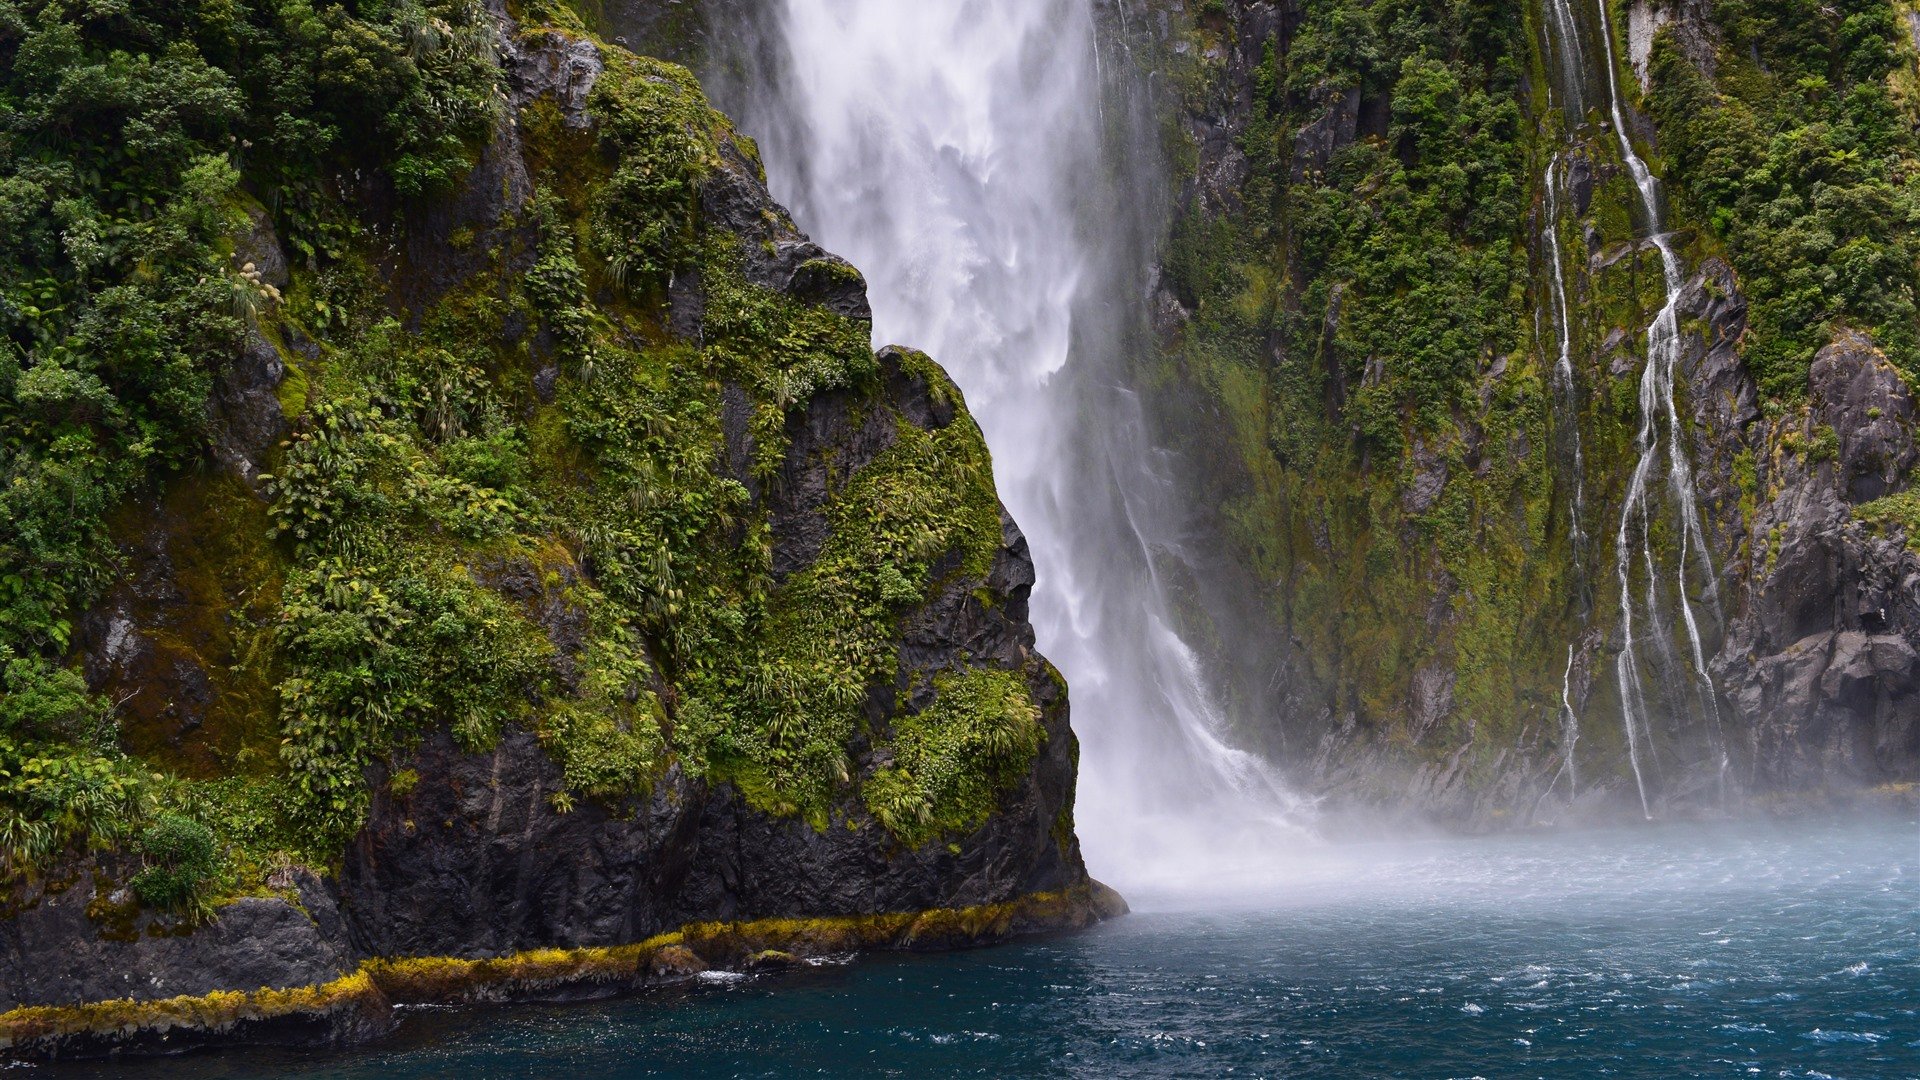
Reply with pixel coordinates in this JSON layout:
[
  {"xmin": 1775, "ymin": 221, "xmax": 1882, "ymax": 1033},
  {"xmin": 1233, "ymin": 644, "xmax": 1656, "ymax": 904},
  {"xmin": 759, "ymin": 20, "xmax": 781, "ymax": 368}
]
[{"xmin": 99, "ymin": 815, "xmax": 1918, "ymax": 1078}]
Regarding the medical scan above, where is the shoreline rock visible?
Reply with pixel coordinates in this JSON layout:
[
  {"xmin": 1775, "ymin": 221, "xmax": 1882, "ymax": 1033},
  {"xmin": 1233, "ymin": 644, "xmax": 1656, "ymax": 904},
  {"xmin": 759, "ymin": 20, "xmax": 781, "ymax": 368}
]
[{"xmin": 0, "ymin": 883, "xmax": 1125, "ymax": 1063}]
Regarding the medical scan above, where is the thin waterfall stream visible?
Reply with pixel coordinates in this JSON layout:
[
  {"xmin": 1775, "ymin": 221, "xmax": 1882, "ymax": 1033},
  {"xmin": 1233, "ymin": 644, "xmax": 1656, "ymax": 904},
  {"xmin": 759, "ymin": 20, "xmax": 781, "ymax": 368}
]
[
  {"xmin": 1538, "ymin": 0, "xmax": 1601, "ymax": 813},
  {"xmin": 1540, "ymin": 150, "xmax": 1585, "ymax": 805},
  {"xmin": 716, "ymin": 0, "xmax": 1311, "ymax": 898},
  {"xmin": 1575, "ymin": 0, "xmax": 1728, "ymax": 814}
]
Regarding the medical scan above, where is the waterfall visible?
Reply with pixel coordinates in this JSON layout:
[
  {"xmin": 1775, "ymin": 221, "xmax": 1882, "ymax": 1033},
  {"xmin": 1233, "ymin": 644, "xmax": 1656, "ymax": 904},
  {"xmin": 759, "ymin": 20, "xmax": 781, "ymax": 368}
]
[
  {"xmin": 1585, "ymin": 0, "xmax": 1727, "ymax": 814},
  {"xmin": 1539, "ymin": 154, "xmax": 1585, "ymax": 806},
  {"xmin": 1560, "ymin": 644, "xmax": 1581, "ymax": 794},
  {"xmin": 718, "ymin": 0, "xmax": 1311, "ymax": 898},
  {"xmin": 1539, "ymin": 0, "xmax": 1593, "ymax": 807},
  {"xmin": 1543, "ymin": 0, "xmax": 1591, "ymax": 119},
  {"xmin": 1543, "ymin": 155, "xmax": 1587, "ymax": 569}
]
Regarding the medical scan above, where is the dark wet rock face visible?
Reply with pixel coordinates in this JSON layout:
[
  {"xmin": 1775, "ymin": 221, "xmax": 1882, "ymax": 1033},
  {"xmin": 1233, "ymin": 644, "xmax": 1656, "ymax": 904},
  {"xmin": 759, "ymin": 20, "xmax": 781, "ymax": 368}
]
[
  {"xmin": 1120, "ymin": 0, "xmax": 1920, "ymax": 827},
  {"xmin": 0, "ymin": 864, "xmax": 355, "ymax": 1014},
  {"xmin": 210, "ymin": 330, "xmax": 289, "ymax": 490},
  {"xmin": 1674, "ymin": 257, "xmax": 1762, "ymax": 556},
  {"xmin": 700, "ymin": 139, "xmax": 873, "ymax": 322},
  {"xmin": 1402, "ymin": 437, "xmax": 1449, "ymax": 515},
  {"xmin": 1290, "ymin": 85, "xmax": 1359, "ymax": 181},
  {"xmin": 1711, "ymin": 334, "xmax": 1920, "ymax": 793},
  {"xmin": 507, "ymin": 29, "xmax": 605, "ymax": 125},
  {"xmin": 234, "ymin": 204, "xmax": 291, "ymax": 291},
  {"xmin": 1811, "ymin": 335, "xmax": 1918, "ymax": 504}
]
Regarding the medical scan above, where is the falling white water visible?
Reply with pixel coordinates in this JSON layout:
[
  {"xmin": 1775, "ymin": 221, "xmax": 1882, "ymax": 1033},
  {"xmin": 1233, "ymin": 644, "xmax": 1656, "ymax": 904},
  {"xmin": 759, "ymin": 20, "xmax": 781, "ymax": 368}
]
[
  {"xmin": 1542, "ymin": 0, "xmax": 1592, "ymax": 119},
  {"xmin": 1542, "ymin": 160, "xmax": 1585, "ymax": 802},
  {"xmin": 1538, "ymin": 0, "xmax": 1596, "ymax": 812},
  {"xmin": 1542, "ymin": 156, "xmax": 1587, "ymax": 561},
  {"xmin": 736, "ymin": 0, "xmax": 1312, "ymax": 899},
  {"xmin": 1560, "ymin": 645, "xmax": 1581, "ymax": 792},
  {"xmin": 1589, "ymin": 0, "xmax": 1727, "ymax": 814}
]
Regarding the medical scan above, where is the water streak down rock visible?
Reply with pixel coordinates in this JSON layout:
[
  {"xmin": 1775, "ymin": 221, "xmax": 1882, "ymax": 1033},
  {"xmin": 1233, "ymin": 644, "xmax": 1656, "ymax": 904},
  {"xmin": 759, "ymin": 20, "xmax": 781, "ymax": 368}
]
[{"xmin": 1586, "ymin": 0, "xmax": 1730, "ymax": 816}]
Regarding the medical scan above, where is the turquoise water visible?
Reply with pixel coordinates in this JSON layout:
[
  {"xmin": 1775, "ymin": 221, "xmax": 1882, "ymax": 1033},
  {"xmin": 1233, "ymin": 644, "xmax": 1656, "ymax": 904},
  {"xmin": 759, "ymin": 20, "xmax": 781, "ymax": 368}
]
[{"xmin": 87, "ymin": 815, "xmax": 1919, "ymax": 1078}]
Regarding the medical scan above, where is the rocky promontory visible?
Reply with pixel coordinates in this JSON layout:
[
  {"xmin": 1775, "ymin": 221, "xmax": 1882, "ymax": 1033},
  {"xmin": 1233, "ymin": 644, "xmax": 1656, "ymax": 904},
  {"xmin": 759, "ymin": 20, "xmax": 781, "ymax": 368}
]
[{"xmin": 0, "ymin": 3, "xmax": 1116, "ymax": 1061}]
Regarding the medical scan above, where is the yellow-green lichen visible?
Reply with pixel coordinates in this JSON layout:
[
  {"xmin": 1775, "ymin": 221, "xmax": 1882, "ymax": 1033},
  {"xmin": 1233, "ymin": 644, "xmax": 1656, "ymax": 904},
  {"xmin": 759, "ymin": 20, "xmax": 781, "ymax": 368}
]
[
  {"xmin": 0, "ymin": 887, "xmax": 1113, "ymax": 1056},
  {"xmin": 0, "ymin": 970, "xmax": 383, "ymax": 1054}
]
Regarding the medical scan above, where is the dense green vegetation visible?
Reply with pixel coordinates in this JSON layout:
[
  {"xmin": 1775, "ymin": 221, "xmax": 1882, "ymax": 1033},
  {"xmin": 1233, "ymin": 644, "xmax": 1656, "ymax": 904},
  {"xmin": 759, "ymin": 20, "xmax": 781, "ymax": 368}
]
[
  {"xmin": 1169, "ymin": 0, "xmax": 1530, "ymax": 459},
  {"xmin": 1647, "ymin": 0, "xmax": 1920, "ymax": 397},
  {"xmin": 865, "ymin": 667, "xmax": 1044, "ymax": 845},
  {"xmin": 0, "ymin": 0, "xmax": 1043, "ymax": 906},
  {"xmin": 0, "ymin": 650, "xmax": 150, "ymax": 873},
  {"xmin": 0, "ymin": 0, "xmax": 504, "ymax": 891}
]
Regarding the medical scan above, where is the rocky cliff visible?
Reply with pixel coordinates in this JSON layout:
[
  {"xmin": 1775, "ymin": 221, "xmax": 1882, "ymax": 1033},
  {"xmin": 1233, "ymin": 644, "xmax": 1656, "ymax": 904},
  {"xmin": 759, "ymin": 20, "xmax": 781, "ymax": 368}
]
[
  {"xmin": 0, "ymin": 0, "xmax": 1112, "ymax": 1061},
  {"xmin": 1120, "ymin": 0, "xmax": 1920, "ymax": 824}
]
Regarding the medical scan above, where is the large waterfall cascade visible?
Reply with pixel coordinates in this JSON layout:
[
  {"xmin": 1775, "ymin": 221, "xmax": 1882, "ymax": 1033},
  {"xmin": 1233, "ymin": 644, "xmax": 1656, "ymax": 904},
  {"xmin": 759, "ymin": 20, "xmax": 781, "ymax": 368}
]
[
  {"xmin": 1541, "ymin": 0, "xmax": 1731, "ymax": 816},
  {"xmin": 720, "ymin": 0, "xmax": 1312, "ymax": 897}
]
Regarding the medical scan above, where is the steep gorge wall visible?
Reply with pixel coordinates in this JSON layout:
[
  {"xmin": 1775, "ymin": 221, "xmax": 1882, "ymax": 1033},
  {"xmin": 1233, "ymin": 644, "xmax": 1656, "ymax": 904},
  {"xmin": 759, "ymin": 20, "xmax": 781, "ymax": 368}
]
[{"xmin": 1122, "ymin": 0, "xmax": 1920, "ymax": 824}]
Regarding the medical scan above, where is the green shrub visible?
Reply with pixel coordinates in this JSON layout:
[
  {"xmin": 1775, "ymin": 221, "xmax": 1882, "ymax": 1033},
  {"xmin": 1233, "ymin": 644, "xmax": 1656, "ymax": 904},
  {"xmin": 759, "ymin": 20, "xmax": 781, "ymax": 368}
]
[
  {"xmin": 588, "ymin": 55, "xmax": 717, "ymax": 289},
  {"xmin": 276, "ymin": 559, "xmax": 554, "ymax": 847},
  {"xmin": 0, "ymin": 650, "xmax": 107, "ymax": 746},
  {"xmin": 130, "ymin": 813, "xmax": 219, "ymax": 912},
  {"xmin": 1857, "ymin": 489, "xmax": 1920, "ymax": 550},
  {"xmin": 537, "ymin": 703, "xmax": 664, "ymax": 799},
  {"xmin": 0, "ymin": 651, "xmax": 150, "ymax": 869},
  {"xmin": 0, "ymin": 0, "xmax": 1043, "ymax": 879},
  {"xmin": 864, "ymin": 669, "xmax": 1045, "ymax": 846}
]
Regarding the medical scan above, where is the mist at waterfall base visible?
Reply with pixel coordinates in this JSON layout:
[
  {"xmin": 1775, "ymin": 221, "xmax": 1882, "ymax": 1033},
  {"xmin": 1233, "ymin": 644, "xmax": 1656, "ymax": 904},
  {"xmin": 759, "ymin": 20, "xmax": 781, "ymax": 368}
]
[{"xmin": 126, "ymin": 815, "xmax": 1919, "ymax": 1078}]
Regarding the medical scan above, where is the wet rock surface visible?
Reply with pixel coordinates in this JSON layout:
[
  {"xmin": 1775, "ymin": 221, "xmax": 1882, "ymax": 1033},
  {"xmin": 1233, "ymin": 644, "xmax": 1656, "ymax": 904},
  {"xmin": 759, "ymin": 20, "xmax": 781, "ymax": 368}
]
[
  {"xmin": 0, "ymin": 862, "xmax": 355, "ymax": 1014},
  {"xmin": 340, "ymin": 345, "xmax": 1082, "ymax": 961},
  {"xmin": 1710, "ymin": 333, "xmax": 1920, "ymax": 793},
  {"xmin": 699, "ymin": 138, "xmax": 872, "ymax": 323},
  {"xmin": 1123, "ymin": 0, "xmax": 1920, "ymax": 828}
]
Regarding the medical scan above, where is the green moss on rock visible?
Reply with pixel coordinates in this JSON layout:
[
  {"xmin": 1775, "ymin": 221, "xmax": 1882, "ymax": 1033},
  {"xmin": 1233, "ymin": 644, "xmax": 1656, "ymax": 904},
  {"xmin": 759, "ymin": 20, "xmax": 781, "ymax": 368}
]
[{"xmin": 865, "ymin": 668, "xmax": 1046, "ymax": 846}]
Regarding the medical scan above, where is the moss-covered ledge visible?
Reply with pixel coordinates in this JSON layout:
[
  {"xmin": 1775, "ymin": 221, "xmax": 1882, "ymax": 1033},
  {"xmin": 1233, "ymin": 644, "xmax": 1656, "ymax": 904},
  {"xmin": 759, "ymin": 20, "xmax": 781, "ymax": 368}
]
[
  {"xmin": 0, "ymin": 970, "xmax": 392, "ymax": 1063},
  {"xmin": 0, "ymin": 883, "xmax": 1125, "ymax": 1062}
]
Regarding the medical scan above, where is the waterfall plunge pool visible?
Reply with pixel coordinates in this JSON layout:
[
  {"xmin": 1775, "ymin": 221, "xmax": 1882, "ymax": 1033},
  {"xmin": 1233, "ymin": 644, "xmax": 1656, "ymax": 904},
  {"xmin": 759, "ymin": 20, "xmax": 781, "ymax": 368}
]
[{"xmin": 102, "ymin": 813, "xmax": 1918, "ymax": 1078}]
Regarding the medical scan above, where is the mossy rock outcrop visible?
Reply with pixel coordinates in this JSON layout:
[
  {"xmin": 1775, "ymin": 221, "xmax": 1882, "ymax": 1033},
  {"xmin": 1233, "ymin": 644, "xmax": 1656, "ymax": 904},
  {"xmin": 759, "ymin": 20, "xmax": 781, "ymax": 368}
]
[{"xmin": 0, "ymin": 2, "xmax": 1111, "ymax": 1060}]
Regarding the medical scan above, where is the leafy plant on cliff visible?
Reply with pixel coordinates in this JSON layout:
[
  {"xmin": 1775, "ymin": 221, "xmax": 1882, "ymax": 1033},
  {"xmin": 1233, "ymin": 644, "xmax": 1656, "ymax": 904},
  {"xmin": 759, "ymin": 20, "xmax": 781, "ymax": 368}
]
[
  {"xmin": 1148, "ymin": 0, "xmax": 1546, "ymax": 762},
  {"xmin": 128, "ymin": 813, "xmax": 219, "ymax": 914},
  {"xmin": 675, "ymin": 399, "xmax": 1006, "ymax": 825},
  {"xmin": 588, "ymin": 54, "xmax": 716, "ymax": 290},
  {"xmin": 1857, "ymin": 489, "xmax": 1920, "ymax": 551},
  {"xmin": 0, "ymin": 650, "xmax": 152, "ymax": 871},
  {"xmin": 0, "ymin": 0, "xmax": 1044, "ymax": 885},
  {"xmin": 864, "ymin": 668, "xmax": 1044, "ymax": 845},
  {"xmin": 0, "ymin": 0, "xmax": 505, "ymax": 871}
]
